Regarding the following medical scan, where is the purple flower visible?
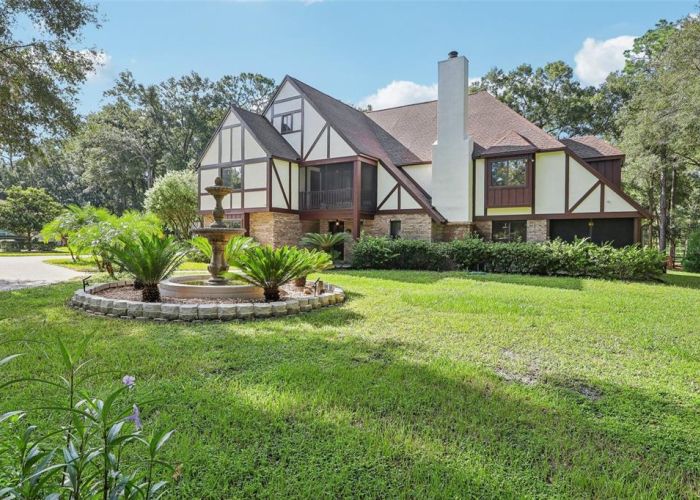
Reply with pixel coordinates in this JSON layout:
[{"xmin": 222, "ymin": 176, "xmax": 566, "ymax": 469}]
[
  {"xmin": 127, "ymin": 404, "xmax": 142, "ymax": 430},
  {"xmin": 122, "ymin": 375, "xmax": 136, "ymax": 389}
]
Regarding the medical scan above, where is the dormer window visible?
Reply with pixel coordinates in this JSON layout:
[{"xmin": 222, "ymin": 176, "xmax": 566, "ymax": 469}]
[{"xmin": 281, "ymin": 113, "xmax": 294, "ymax": 134}]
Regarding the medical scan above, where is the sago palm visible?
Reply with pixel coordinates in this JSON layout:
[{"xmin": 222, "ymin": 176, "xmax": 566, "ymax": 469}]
[
  {"xmin": 108, "ymin": 234, "xmax": 189, "ymax": 302},
  {"xmin": 190, "ymin": 235, "xmax": 257, "ymax": 269},
  {"xmin": 300, "ymin": 232, "xmax": 348, "ymax": 262},
  {"xmin": 231, "ymin": 246, "xmax": 329, "ymax": 301}
]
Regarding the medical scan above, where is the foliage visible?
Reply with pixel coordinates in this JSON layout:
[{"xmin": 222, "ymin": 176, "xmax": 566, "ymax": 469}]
[
  {"xmin": 231, "ymin": 245, "xmax": 329, "ymax": 301},
  {"xmin": 71, "ymin": 209, "xmax": 162, "ymax": 276},
  {"xmin": 0, "ymin": 0, "xmax": 100, "ymax": 165},
  {"xmin": 300, "ymin": 232, "xmax": 349, "ymax": 262},
  {"xmin": 41, "ymin": 204, "xmax": 106, "ymax": 261},
  {"xmin": 107, "ymin": 234, "xmax": 189, "ymax": 302},
  {"xmin": 683, "ymin": 230, "xmax": 700, "ymax": 272},
  {"xmin": 0, "ymin": 337, "xmax": 174, "ymax": 498},
  {"xmin": 189, "ymin": 235, "xmax": 258, "ymax": 266},
  {"xmin": 0, "ymin": 186, "xmax": 61, "ymax": 250},
  {"xmin": 471, "ymin": 61, "xmax": 598, "ymax": 138},
  {"xmin": 144, "ymin": 170, "xmax": 199, "ymax": 240},
  {"xmin": 351, "ymin": 235, "xmax": 666, "ymax": 281}
]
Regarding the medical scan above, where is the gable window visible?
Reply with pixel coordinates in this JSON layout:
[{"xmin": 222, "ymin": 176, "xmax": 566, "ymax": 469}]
[
  {"xmin": 281, "ymin": 113, "xmax": 294, "ymax": 134},
  {"xmin": 221, "ymin": 166, "xmax": 242, "ymax": 190},
  {"xmin": 390, "ymin": 220, "xmax": 401, "ymax": 239},
  {"xmin": 492, "ymin": 220, "xmax": 527, "ymax": 242},
  {"xmin": 489, "ymin": 157, "xmax": 527, "ymax": 187}
]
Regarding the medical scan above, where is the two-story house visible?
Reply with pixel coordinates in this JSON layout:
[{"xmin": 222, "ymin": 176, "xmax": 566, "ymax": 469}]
[{"xmin": 197, "ymin": 51, "xmax": 648, "ymax": 255}]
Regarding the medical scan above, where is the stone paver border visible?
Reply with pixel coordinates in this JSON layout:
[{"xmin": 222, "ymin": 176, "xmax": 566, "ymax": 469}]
[{"xmin": 69, "ymin": 281, "xmax": 346, "ymax": 322}]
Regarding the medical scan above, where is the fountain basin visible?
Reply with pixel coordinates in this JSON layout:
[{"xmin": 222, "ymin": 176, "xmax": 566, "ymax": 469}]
[{"xmin": 159, "ymin": 274, "xmax": 264, "ymax": 300}]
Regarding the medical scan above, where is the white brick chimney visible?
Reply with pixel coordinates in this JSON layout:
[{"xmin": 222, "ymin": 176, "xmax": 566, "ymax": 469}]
[{"xmin": 431, "ymin": 51, "xmax": 474, "ymax": 223}]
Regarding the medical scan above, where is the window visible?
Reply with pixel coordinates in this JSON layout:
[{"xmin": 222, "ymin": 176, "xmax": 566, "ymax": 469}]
[
  {"xmin": 390, "ymin": 220, "xmax": 401, "ymax": 239},
  {"xmin": 492, "ymin": 220, "xmax": 527, "ymax": 242},
  {"xmin": 281, "ymin": 113, "xmax": 294, "ymax": 133},
  {"xmin": 221, "ymin": 166, "xmax": 242, "ymax": 190},
  {"xmin": 489, "ymin": 158, "xmax": 528, "ymax": 187}
]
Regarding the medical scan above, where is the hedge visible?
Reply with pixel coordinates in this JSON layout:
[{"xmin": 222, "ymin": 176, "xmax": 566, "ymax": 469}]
[
  {"xmin": 351, "ymin": 235, "xmax": 666, "ymax": 281},
  {"xmin": 682, "ymin": 229, "xmax": 700, "ymax": 272}
]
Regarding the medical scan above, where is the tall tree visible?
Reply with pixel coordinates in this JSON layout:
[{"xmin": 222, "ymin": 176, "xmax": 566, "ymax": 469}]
[
  {"xmin": 620, "ymin": 15, "xmax": 700, "ymax": 252},
  {"xmin": 0, "ymin": 0, "xmax": 101, "ymax": 166},
  {"xmin": 0, "ymin": 186, "xmax": 61, "ymax": 250},
  {"xmin": 105, "ymin": 71, "xmax": 276, "ymax": 172},
  {"xmin": 471, "ymin": 61, "xmax": 597, "ymax": 137}
]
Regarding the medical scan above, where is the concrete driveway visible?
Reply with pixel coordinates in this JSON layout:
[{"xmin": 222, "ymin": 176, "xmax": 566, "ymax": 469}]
[{"xmin": 0, "ymin": 256, "xmax": 85, "ymax": 291}]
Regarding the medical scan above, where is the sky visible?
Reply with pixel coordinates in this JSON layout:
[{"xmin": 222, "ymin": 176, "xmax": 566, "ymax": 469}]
[{"xmin": 78, "ymin": 0, "xmax": 698, "ymax": 114}]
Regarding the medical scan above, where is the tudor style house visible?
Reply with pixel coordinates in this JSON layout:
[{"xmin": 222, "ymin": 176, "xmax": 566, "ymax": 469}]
[{"xmin": 197, "ymin": 51, "xmax": 648, "ymax": 255}]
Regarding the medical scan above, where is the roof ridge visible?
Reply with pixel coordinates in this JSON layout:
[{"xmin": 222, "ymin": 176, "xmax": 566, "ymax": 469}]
[{"xmin": 366, "ymin": 99, "xmax": 437, "ymax": 113}]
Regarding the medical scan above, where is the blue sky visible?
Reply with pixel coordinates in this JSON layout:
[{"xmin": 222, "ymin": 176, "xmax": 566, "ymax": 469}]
[{"xmin": 79, "ymin": 0, "xmax": 697, "ymax": 113}]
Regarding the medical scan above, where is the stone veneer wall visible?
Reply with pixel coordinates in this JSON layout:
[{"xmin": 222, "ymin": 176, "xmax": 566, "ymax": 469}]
[
  {"xmin": 473, "ymin": 221, "xmax": 492, "ymax": 241},
  {"xmin": 71, "ymin": 281, "xmax": 346, "ymax": 321},
  {"xmin": 432, "ymin": 223, "xmax": 475, "ymax": 242},
  {"xmin": 363, "ymin": 214, "xmax": 432, "ymax": 241},
  {"xmin": 527, "ymin": 219, "xmax": 548, "ymax": 242},
  {"xmin": 249, "ymin": 212, "xmax": 304, "ymax": 247}
]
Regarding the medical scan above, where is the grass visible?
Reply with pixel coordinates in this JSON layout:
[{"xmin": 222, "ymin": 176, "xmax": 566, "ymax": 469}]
[
  {"xmin": 1, "ymin": 271, "xmax": 699, "ymax": 497},
  {"xmin": 0, "ymin": 247, "xmax": 69, "ymax": 257},
  {"xmin": 44, "ymin": 258, "xmax": 208, "ymax": 272}
]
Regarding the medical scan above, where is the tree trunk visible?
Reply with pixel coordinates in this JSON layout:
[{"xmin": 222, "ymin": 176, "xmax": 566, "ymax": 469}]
[
  {"xmin": 263, "ymin": 287, "xmax": 280, "ymax": 302},
  {"xmin": 142, "ymin": 284, "xmax": 160, "ymax": 303},
  {"xmin": 133, "ymin": 279, "xmax": 144, "ymax": 290},
  {"xmin": 26, "ymin": 231, "xmax": 32, "ymax": 252},
  {"xmin": 658, "ymin": 167, "xmax": 668, "ymax": 252}
]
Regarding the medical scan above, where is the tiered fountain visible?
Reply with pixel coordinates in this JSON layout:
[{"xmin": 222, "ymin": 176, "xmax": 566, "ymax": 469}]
[{"xmin": 159, "ymin": 177, "xmax": 264, "ymax": 300}]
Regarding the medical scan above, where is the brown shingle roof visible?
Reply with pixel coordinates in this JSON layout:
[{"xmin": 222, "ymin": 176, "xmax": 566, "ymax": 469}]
[
  {"xmin": 561, "ymin": 136, "xmax": 623, "ymax": 159},
  {"xmin": 366, "ymin": 92, "xmax": 566, "ymax": 162},
  {"xmin": 233, "ymin": 105, "xmax": 299, "ymax": 161}
]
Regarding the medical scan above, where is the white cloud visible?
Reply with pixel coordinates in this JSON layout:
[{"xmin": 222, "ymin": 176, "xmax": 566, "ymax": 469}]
[
  {"xmin": 358, "ymin": 81, "xmax": 438, "ymax": 110},
  {"xmin": 574, "ymin": 35, "xmax": 636, "ymax": 86},
  {"xmin": 81, "ymin": 50, "xmax": 112, "ymax": 82}
]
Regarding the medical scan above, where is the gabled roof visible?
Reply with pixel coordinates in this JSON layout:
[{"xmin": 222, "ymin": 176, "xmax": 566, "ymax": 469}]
[
  {"xmin": 232, "ymin": 105, "xmax": 299, "ymax": 161},
  {"xmin": 561, "ymin": 135, "xmax": 624, "ymax": 159},
  {"xmin": 481, "ymin": 131, "xmax": 538, "ymax": 157},
  {"xmin": 284, "ymin": 76, "xmax": 446, "ymax": 223},
  {"xmin": 366, "ymin": 92, "xmax": 566, "ymax": 162}
]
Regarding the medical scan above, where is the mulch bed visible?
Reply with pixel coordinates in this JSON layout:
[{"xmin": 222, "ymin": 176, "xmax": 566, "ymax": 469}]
[{"xmin": 95, "ymin": 283, "xmax": 314, "ymax": 304}]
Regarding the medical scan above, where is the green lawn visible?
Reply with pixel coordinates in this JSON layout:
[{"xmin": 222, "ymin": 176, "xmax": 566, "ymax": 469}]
[
  {"xmin": 44, "ymin": 257, "xmax": 208, "ymax": 272},
  {"xmin": 1, "ymin": 271, "xmax": 699, "ymax": 497}
]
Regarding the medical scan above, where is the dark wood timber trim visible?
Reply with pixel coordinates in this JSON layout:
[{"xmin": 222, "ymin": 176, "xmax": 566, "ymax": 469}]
[
  {"xmin": 271, "ymin": 160, "xmax": 290, "ymax": 209},
  {"xmin": 288, "ymin": 161, "xmax": 293, "ymax": 210},
  {"xmin": 303, "ymin": 123, "xmax": 328, "ymax": 161},
  {"xmin": 302, "ymin": 155, "xmax": 358, "ymax": 166},
  {"xmin": 474, "ymin": 211, "xmax": 643, "ymax": 221},
  {"xmin": 564, "ymin": 153, "xmax": 570, "ymax": 212},
  {"xmin": 397, "ymin": 186, "xmax": 402, "ymax": 210},
  {"xmin": 633, "ymin": 217, "xmax": 641, "ymax": 243},
  {"xmin": 243, "ymin": 212, "xmax": 250, "ymax": 236},
  {"xmin": 566, "ymin": 148, "xmax": 650, "ymax": 218},
  {"xmin": 377, "ymin": 183, "xmax": 399, "ymax": 210},
  {"xmin": 376, "ymin": 208, "xmax": 426, "ymax": 215},
  {"xmin": 266, "ymin": 159, "xmax": 272, "ymax": 210},
  {"xmin": 326, "ymin": 125, "xmax": 331, "ymax": 158},
  {"xmin": 600, "ymin": 184, "xmax": 605, "ymax": 213},
  {"xmin": 568, "ymin": 180, "xmax": 601, "ymax": 213},
  {"xmin": 352, "ymin": 158, "xmax": 361, "ymax": 239},
  {"xmin": 531, "ymin": 157, "xmax": 536, "ymax": 214},
  {"xmin": 472, "ymin": 159, "xmax": 476, "ymax": 219},
  {"xmin": 199, "ymin": 156, "xmax": 269, "ymax": 170}
]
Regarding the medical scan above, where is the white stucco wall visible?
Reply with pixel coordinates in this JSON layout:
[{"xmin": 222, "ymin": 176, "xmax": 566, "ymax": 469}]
[
  {"xmin": 244, "ymin": 162, "xmax": 267, "ymax": 190},
  {"xmin": 535, "ymin": 152, "xmax": 566, "ymax": 214},
  {"xmin": 276, "ymin": 81, "xmax": 300, "ymax": 101},
  {"xmin": 245, "ymin": 190, "xmax": 267, "ymax": 208},
  {"xmin": 329, "ymin": 127, "xmax": 354, "ymax": 157},
  {"xmin": 572, "ymin": 184, "xmax": 601, "ymax": 213},
  {"xmin": 303, "ymin": 102, "xmax": 325, "ymax": 158},
  {"xmin": 569, "ymin": 158, "xmax": 598, "ymax": 204},
  {"xmin": 474, "ymin": 159, "xmax": 485, "ymax": 217},
  {"xmin": 603, "ymin": 186, "xmax": 636, "ymax": 212},
  {"xmin": 200, "ymin": 168, "xmax": 218, "ymax": 189},
  {"xmin": 271, "ymin": 159, "xmax": 290, "ymax": 209},
  {"xmin": 403, "ymin": 164, "xmax": 432, "ymax": 195},
  {"xmin": 244, "ymin": 130, "xmax": 266, "ymax": 159}
]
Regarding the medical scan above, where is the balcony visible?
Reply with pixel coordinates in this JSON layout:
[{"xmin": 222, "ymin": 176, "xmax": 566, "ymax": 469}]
[{"xmin": 299, "ymin": 188, "xmax": 353, "ymax": 211}]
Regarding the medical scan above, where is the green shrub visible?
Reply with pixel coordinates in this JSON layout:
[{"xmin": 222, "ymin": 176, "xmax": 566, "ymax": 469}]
[
  {"xmin": 351, "ymin": 235, "xmax": 666, "ymax": 281},
  {"xmin": 683, "ymin": 230, "xmax": 700, "ymax": 272}
]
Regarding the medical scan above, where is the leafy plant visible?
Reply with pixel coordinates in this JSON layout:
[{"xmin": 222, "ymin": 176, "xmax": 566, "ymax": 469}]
[
  {"xmin": 190, "ymin": 235, "xmax": 258, "ymax": 269},
  {"xmin": 300, "ymin": 232, "xmax": 349, "ymax": 262},
  {"xmin": 0, "ymin": 338, "xmax": 175, "ymax": 498},
  {"xmin": 144, "ymin": 170, "xmax": 199, "ymax": 240},
  {"xmin": 108, "ymin": 234, "xmax": 189, "ymax": 302},
  {"xmin": 231, "ymin": 245, "xmax": 329, "ymax": 301},
  {"xmin": 682, "ymin": 229, "xmax": 700, "ymax": 272},
  {"xmin": 0, "ymin": 187, "xmax": 62, "ymax": 251}
]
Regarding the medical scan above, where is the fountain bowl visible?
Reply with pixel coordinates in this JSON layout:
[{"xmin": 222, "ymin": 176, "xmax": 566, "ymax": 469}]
[{"xmin": 159, "ymin": 274, "xmax": 264, "ymax": 300}]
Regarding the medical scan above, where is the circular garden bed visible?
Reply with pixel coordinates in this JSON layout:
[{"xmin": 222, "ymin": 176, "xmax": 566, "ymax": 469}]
[{"xmin": 70, "ymin": 281, "xmax": 346, "ymax": 322}]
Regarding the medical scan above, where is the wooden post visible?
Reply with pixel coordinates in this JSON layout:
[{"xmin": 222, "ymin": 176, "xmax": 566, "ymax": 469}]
[{"xmin": 352, "ymin": 158, "xmax": 361, "ymax": 240}]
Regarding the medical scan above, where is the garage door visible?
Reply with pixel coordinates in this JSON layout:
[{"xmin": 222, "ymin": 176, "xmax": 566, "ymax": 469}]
[{"xmin": 549, "ymin": 218, "xmax": 635, "ymax": 248}]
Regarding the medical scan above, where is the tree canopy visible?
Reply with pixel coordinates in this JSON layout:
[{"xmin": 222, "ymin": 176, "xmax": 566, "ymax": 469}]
[{"xmin": 0, "ymin": 186, "xmax": 61, "ymax": 249}]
